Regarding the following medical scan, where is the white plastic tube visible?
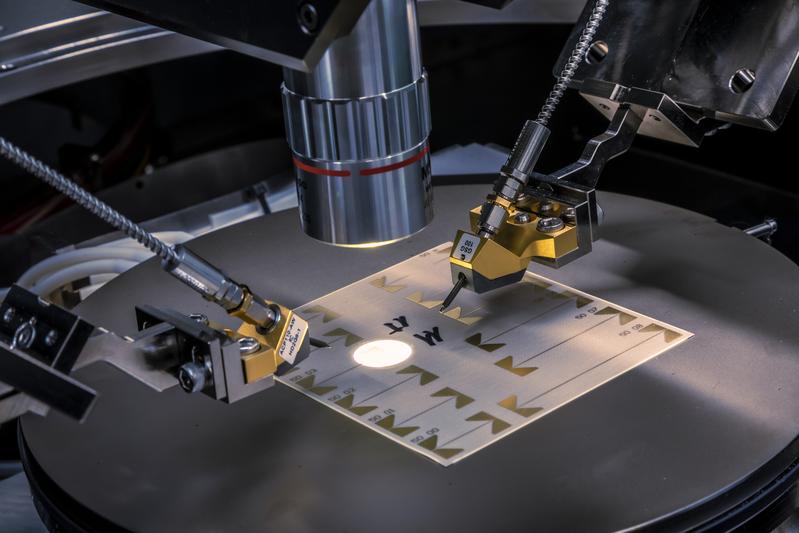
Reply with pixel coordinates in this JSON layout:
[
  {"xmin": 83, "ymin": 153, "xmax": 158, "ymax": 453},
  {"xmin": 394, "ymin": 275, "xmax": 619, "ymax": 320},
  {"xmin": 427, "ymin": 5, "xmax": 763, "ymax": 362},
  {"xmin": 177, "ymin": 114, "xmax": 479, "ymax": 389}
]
[
  {"xmin": 30, "ymin": 259, "xmax": 137, "ymax": 297},
  {"xmin": 98, "ymin": 231, "xmax": 194, "ymax": 249},
  {"xmin": 17, "ymin": 247, "xmax": 153, "ymax": 288}
]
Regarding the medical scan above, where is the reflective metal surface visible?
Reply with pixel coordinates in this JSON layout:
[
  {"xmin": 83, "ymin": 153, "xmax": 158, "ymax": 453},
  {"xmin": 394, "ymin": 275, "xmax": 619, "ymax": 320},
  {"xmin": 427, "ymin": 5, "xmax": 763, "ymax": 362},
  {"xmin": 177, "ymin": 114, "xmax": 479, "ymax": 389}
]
[
  {"xmin": 0, "ymin": 0, "xmax": 586, "ymax": 108},
  {"xmin": 559, "ymin": 0, "xmax": 799, "ymax": 134},
  {"xmin": 0, "ymin": 0, "xmax": 218, "ymax": 107},
  {"xmin": 283, "ymin": 0, "xmax": 433, "ymax": 246},
  {"xmin": 72, "ymin": 0, "xmax": 371, "ymax": 71},
  {"xmin": 19, "ymin": 185, "xmax": 799, "ymax": 531}
]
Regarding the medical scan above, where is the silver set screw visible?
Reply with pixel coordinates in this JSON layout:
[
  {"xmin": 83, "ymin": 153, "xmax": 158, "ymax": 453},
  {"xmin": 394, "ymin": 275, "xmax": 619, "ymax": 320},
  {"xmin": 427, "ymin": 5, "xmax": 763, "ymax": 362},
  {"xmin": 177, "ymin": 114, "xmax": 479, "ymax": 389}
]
[
  {"xmin": 514, "ymin": 212, "xmax": 531, "ymax": 224},
  {"xmin": 238, "ymin": 337, "xmax": 261, "ymax": 355},
  {"xmin": 537, "ymin": 217, "xmax": 565, "ymax": 233}
]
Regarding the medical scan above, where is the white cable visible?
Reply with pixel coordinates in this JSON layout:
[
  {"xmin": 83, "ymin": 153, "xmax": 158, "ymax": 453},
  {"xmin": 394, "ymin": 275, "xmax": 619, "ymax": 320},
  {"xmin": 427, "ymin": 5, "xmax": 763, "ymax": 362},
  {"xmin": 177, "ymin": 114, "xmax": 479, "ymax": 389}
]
[
  {"xmin": 17, "ymin": 247, "xmax": 153, "ymax": 288},
  {"xmin": 1, "ymin": 231, "xmax": 195, "ymax": 302},
  {"xmin": 30, "ymin": 259, "xmax": 137, "ymax": 297},
  {"xmin": 98, "ymin": 231, "xmax": 194, "ymax": 249}
]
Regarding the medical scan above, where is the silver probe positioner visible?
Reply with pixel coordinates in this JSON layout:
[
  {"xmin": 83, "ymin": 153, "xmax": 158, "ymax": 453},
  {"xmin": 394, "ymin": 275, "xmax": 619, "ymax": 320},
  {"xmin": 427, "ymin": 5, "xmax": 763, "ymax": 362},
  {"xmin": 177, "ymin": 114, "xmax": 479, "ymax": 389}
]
[{"xmin": 0, "ymin": 137, "xmax": 278, "ymax": 330}]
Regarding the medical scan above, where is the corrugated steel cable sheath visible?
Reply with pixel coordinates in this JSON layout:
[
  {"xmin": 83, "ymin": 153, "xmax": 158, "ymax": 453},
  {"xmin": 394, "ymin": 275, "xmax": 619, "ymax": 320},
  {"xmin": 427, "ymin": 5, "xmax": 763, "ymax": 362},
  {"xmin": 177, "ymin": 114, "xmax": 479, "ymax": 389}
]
[{"xmin": 0, "ymin": 136, "xmax": 177, "ymax": 264}]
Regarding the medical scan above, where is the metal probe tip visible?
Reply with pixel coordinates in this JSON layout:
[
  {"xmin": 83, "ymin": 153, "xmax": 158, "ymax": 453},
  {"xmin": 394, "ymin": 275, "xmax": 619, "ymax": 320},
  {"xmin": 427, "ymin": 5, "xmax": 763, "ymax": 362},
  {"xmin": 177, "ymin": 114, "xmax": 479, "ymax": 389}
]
[
  {"xmin": 440, "ymin": 273, "xmax": 467, "ymax": 312},
  {"xmin": 310, "ymin": 337, "xmax": 331, "ymax": 349}
]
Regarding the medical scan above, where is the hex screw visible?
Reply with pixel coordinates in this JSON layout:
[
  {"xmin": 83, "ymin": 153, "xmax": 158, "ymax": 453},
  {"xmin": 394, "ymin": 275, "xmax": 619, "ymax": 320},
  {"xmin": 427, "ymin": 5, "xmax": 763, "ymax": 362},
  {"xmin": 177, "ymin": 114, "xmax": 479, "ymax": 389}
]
[
  {"xmin": 514, "ymin": 212, "xmax": 531, "ymax": 224},
  {"xmin": 297, "ymin": 2, "xmax": 320, "ymax": 35},
  {"xmin": 189, "ymin": 313, "xmax": 209, "ymax": 325},
  {"xmin": 11, "ymin": 318, "xmax": 37, "ymax": 350},
  {"xmin": 44, "ymin": 330, "xmax": 59, "ymax": 347},
  {"xmin": 563, "ymin": 207, "xmax": 577, "ymax": 225},
  {"xmin": 238, "ymin": 337, "xmax": 261, "ymax": 355},
  {"xmin": 178, "ymin": 362, "xmax": 207, "ymax": 393},
  {"xmin": 537, "ymin": 201, "xmax": 555, "ymax": 216},
  {"xmin": 537, "ymin": 217, "xmax": 565, "ymax": 234},
  {"xmin": 3, "ymin": 307, "xmax": 14, "ymax": 323}
]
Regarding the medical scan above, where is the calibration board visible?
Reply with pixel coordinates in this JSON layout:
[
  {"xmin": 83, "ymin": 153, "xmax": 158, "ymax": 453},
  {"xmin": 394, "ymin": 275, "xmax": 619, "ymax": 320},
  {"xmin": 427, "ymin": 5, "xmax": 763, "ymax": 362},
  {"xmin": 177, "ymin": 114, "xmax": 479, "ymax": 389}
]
[{"xmin": 277, "ymin": 243, "xmax": 693, "ymax": 466}]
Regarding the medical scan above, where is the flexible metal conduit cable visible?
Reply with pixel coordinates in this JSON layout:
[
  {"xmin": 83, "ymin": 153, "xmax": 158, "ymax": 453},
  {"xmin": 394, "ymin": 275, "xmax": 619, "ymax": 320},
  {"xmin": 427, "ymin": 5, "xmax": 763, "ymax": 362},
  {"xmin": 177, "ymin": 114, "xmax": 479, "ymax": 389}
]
[
  {"xmin": 0, "ymin": 136, "xmax": 177, "ymax": 264},
  {"xmin": 536, "ymin": 0, "xmax": 609, "ymax": 126}
]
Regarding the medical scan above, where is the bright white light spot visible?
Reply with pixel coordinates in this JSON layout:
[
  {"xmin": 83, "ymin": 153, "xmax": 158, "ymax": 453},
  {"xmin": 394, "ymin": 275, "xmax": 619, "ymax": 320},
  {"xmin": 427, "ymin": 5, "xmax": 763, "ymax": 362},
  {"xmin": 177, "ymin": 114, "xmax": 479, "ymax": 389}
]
[{"xmin": 353, "ymin": 339, "xmax": 412, "ymax": 368}]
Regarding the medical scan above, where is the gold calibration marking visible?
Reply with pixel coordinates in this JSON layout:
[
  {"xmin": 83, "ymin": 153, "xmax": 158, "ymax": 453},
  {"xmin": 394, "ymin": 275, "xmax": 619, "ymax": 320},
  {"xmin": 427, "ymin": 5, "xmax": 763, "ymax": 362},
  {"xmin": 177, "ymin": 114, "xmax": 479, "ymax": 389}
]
[
  {"xmin": 321, "ymin": 328, "xmax": 363, "ymax": 347},
  {"xmin": 639, "ymin": 323, "xmax": 682, "ymax": 342},
  {"xmin": 465, "ymin": 333, "xmax": 506, "ymax": 352},
  {"xmin": 418, "ymin": 435, "xmax": 464, "ymax": 459},
  {"xmin": 595, "ymin": 306, "xmax": 636, "ymax": 325},
  {"xmin": 494, "ymin": 356, "xmax": 538, "ymax": 377},
  {"xmin": 296, "ymin": 374, "xmax": 337, "ymax": 396},
  {"xmin": 369, "ymin": 276, "xmax": 407, "ymax": 293},
  {"xmin": 431, "ymin": 387, "xmax": 474, "ymax": 409},
  {"xmin": 396, "ymin": 365, "xmax": 439, "ymax": 385},
  {"xmin": 555, "ymin": 289, "xmax": 595, "ymax": 309},
  {"xmin": 335, "ymin": 394, "xmax": 377, "ymax": 416},
  {"xmin": 498, "ymin": 395, "xmax": 542, "ymax": 418},
  {"xmin": 465, "ymin": 411, "xmax": 511, "ymax": 434},
  {"xmin": 441, "ymin": 306, "xmax": 483, "ymax": 325},
  {"xmin": 301, "ymin": 305, "xmax": 340, "ymax": 323},
  {"xmin": 376, "ymin": 415, "xmax": 419, "ymax": 437},
  {"xmin": 406, "ymin": 291, "xmax": 443, "ymax": 309}
]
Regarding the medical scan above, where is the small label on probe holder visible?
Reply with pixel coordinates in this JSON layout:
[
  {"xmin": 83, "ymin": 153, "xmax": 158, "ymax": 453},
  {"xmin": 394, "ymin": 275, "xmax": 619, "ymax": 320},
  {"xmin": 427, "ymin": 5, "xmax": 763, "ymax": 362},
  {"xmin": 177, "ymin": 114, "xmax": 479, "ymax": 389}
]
[
  {"xmin": 278, "ymin": 314, "xmax": 308, "ymax": 365},
  {"xmin": 453, "ymin": 233, "xmax": 479, "ymax": 262}
]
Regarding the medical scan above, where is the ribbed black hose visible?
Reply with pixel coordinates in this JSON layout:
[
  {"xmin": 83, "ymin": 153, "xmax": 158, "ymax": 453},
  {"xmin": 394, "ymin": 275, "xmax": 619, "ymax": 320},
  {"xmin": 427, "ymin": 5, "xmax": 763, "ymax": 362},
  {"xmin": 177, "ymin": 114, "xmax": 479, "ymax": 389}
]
[
  {"xmin": 536, "ymin": 0, "xmax": 610, "ymax": 126},
  {"xmin": 0, "ymin": 136, "xmax": 177, "ymax": 264}
]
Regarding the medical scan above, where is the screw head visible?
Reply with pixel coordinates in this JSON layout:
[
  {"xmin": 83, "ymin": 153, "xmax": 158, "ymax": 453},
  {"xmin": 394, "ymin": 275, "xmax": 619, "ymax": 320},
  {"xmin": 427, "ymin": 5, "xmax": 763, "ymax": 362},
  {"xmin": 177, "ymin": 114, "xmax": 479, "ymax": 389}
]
[
  {"xmin": 189, "ymin": 313, "xmax": 209, "ymax": 325},
  {"xmin": 514, "ymin": 212, "xmax": 531, "ymax": 224},
  {"xmin": 3, "ymin": 307, "xmax": 15, "ymax": 323},
  {"xmin": 44, "ymin": 330, "xmax": 59, "ymax": 347},
  {"xmin": 297, "ymin": 2, "xmax": 320, "ymax": 35},
  {"xmin": 238, "ymin": 337, "xmax": 261, "ymax": 355},
  {"xmin": 730, "ymin": 68, "xmax": 756, "ymax": 94},
  {"xmin": 178, "ymin": 362, "xmax": 206, "ymax": 393},
  {"xmin": 563, "ymin": 207, "xmax": 577, "ymax": 224},
  {"xmin": 537, "ymin": 201, "xmax": 555, "ymax": 216},
  {"xmin": 11, "ymin": 318, "xmax": 37, "ymax": 350},
  {"xmin": 537, "ymin": 217, "xmax": 565, "ymax": 234}
]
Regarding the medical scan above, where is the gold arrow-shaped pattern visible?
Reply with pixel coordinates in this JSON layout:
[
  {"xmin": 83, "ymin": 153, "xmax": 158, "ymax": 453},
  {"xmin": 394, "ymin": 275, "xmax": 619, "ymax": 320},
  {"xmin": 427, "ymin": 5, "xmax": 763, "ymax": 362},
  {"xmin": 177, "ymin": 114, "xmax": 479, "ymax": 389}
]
[
  {"xmin": 526, "ymin": 278, "xmax": 552, "ymax": 290},
  {"xmin": 465, "ymin": 333, "xmax": 505, "ymax": 353},
  {"xmin": 322, "ymin": 328, "xmax": 363, "ymax": 347},
  {"xmin": 296, "ymin": 374, "xmax": 337, "ymax": 396},
  {"xmin": 442, "ymin": 306, "xmax": 483, "ymax": 326},
  {"xmin": 639, "ymin": 323, "xmax": 682, "ymax": 342},
  {"xmin": 498, "ymin": 394, "xmax": 542, "ymax": 418},
  {"xmin": 369, "ymin": 276, "xmax": 406, "ymax": 293},
  {"xmin": 418, "ymin": 435, "xmax": 463, "ymax": 460},
  {"xmin": 466, "ymin": 411, "xmax": 511, "ymax": 434},
  {"xmin": 595, "ymin": 306, "xmax": 636, "ymax": 325},
  {"xmin": 300, "ymin": 305, "xmax": 340, "ymax": 323},
  {"xmin": 396, "ymin": 365, "xmax": 438, "ymax": 385},
  {"xmin": 494, "ymin": 356, "xmax": 538, "ymax": 377},
  {"xmin": 431, "ymin": 387, "xmax": 474, "ymax": 409},
  {"xmin": 561, "ymin": 292, "xmax": 594, "ymax": 308},
  {"xmin": 406, "ymin": 291, "xmax": 443, "ymax": 309},
  {"xmin": 376, "ymin": 415, "xmax": 419, "ymax": 437},
  {"xmin": 335, "ymin": 394, "xmax": 377, "ymax": 416}
]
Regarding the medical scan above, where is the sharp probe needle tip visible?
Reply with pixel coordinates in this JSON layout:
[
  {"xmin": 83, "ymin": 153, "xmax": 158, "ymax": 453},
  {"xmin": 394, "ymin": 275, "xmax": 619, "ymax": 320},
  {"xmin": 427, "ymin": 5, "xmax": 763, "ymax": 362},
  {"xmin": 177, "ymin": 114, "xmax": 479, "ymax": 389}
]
[{"xmin": 440, "ymin": 273, "xmax": 467, "ymax": 312}]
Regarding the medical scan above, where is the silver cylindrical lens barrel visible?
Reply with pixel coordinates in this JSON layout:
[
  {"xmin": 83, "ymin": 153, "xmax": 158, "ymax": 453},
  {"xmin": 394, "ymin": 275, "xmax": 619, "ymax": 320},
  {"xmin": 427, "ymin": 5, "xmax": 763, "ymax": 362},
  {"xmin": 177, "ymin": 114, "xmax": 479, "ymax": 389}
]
[{"xmin": 282, "ymin": 0, "xmax": 432, "ymax": 246}]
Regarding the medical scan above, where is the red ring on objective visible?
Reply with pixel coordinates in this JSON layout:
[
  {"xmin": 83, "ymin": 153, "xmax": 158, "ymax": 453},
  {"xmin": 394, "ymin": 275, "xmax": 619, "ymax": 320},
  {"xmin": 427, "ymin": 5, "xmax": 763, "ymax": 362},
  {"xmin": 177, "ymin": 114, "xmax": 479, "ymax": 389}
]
[
  {"xmin": 291, "ymin": 143, "xmax": 429, "ymax": 178},
  {"xmin": 359, "ymin": 144, "xmax": 430, "ymax": 176},
  {"xmin": 292, "ymin": 157, "xmax": 351, "ymax": 177}
]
